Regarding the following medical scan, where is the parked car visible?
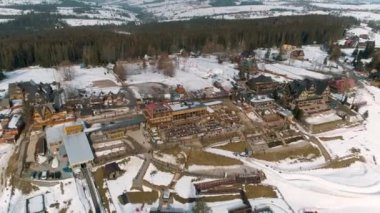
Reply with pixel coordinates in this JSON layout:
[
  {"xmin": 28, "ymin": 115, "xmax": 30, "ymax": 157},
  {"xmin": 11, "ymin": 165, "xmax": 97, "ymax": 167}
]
[
  {"xmin": 31, "ymin": 171, "xmax": 37, "ymax": 179},
  {"xmin": 40, "ymin": 171, "xmax": 48, "ymax": 180},
  {"xmin": 37, "ymin": 171, "xmax": 42, "ymax": 179}
]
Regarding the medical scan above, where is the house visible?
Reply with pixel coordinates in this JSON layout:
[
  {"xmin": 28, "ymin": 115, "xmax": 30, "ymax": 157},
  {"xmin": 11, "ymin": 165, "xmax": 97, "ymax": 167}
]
[
  {"xmin": 246, "ymin": 75, "xmax": 278, "ymax": 94},
  {"xmin": 0, "ymin": 113, "xmax": 24, "ymax": 143},
  {"xmin": 329, "ymin": 78, "xmax": 356, "ymax": 93},
  {"xmin": 11, "ymin": 81, "xmax": 64, "ymax": 107},
  {"xmin": 103, "ymin": 162, "xmax": 123, "ymax": 180},
  {"xmin": 281, "ymin": 44, "xmax": 296, "ymax": 53},
  {"xmin": 239, "ymin": 58, "xmax": 259, "ymax": 75},
  {"xmin": 257, "ymin": 109, "xmax": 287, "ymax": 129},
  {"xmin": 290, "ymin": 49, "xmax": 305, "ymax": 60},
  {"xmin": 33, "ymin": 104, "xmax": 73, "ymax": 130},
  {"xmin": 250, "ymin": 95, "xmax": 275, "ymax": 109},
  {"xmin": 283, "ymin": 79, "xmax": 330, "ymax": 116}
]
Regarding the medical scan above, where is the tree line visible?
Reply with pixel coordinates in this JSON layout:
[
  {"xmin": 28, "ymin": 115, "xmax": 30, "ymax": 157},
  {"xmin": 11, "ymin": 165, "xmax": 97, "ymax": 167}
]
[{"xmin": 0, "ymin": 15, "xmax": 357, "ymax": 70}]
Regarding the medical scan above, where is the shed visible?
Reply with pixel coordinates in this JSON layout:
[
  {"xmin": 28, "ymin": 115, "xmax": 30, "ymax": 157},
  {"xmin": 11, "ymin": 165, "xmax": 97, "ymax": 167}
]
[{"xmin": 103, "ymin": 162, "xmax": 123, "ymax": 180}]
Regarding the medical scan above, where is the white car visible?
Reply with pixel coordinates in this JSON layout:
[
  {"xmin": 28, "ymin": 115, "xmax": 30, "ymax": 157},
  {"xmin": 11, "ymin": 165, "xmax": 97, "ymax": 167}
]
[{"xmin": 40, "ymin": 171, "xmax": 48, "ymax": 180}]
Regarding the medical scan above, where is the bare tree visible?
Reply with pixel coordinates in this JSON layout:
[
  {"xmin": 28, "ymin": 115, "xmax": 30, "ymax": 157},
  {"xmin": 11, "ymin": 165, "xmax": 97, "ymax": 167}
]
[
  {"xmin": 65, "ymin": 85, "xmax": 78, "ymax": 100},
  {"xmin": 157, "ymin": 53, "xmax": 175, "ymax": 77},
  {"xmin": 59, "ymin": 61, "xmax": 74, "ymax": 81},
  {"xmin": 114, "ymin": 60, "xmax": 127, "ymax": 81}
]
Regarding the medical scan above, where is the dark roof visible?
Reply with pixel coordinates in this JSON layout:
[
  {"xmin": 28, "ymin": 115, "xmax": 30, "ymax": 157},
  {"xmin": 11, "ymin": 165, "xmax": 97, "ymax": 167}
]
[
  {"xmin": 80, "ymin": 108, "xmax": 93, "ymax": 117},
  {"xmin": 35, "ymin": 137, "xmax": 46, "ymax": 155},
  {"xmin": 150, "ymin": 207, "xmax": 185, "ymax": 213},
  {"xmin": 34, "ymin": 104, "xmax": 56, "ymax": 119},
  {"xmin": 369, "ymin": 71, "xmax": 380, "ymax": 80},
  {"xmin": 286, "ymin": 79, "xmax": 329, "ymax": 98},
  {"xmin": 246, "ymin": 75, "xmax": 274, "ymax": 88},
  {"xmin": 104, "ymin": 162, "xmax": 122, "ymax": 176},
  {"xmin": 100, "ymin": 114, "xmax": 145, "ymax": 132},
  {"xmin": 16, "ymin": 81, "xmax": 64, "ymax": 105}
]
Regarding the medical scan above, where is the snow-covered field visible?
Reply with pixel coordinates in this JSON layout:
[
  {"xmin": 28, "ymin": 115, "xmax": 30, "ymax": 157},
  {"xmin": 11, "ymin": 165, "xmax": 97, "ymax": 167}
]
[
  {"xmin": 0, "ymin": 65, "xmax": 121, "ymax": 97},
  {"xmin": 0, "ymin": 178, "xmax": 90, "ymax": 212},
  {"xmin": 143, "ymin": 163, "xmax": 174, "ymax": 186},
  {"xmin": 127, "ymin": 56, "xmax": 237, "ymax": 92},
  {"xmin": 260, "ymin": 63, "xmax": 330, "ymax": 80},
  {"xmin": 312, "ymin": 3, "xmax": 380, "ymax": 10},
  {"xmin": 63, "ymin": 18, "xmax": 125, "ymax": 26}
]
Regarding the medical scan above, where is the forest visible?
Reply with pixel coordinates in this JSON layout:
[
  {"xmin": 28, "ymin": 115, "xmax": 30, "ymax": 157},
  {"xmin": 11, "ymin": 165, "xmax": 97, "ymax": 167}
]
[{"xmin": 0, "ymin": 15, "xmax": 357, "ymax": 70}]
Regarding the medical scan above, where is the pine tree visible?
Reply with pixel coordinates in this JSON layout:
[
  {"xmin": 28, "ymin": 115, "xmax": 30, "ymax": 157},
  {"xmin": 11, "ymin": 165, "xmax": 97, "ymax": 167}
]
[{"xmin": 192, "ymin": 200, "xmax": 211, "ymax": 213}]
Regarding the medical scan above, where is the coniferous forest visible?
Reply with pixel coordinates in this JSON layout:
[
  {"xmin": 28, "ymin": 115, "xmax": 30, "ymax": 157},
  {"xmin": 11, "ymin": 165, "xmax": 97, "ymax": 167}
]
[{"xmin": 0, "ymin": 14, "xmax": 358, "ymax": 70}]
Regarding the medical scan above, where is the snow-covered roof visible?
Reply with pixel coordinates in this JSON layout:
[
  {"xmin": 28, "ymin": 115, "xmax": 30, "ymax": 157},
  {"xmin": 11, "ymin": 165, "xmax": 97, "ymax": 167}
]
[
  {"xmin": 45, "ymin": 121, "xmax": 94, "ymax": 166},
  {"xmin": 250, "ymin": 95, "xmax": 274, "ymax": 103},
  {"xmin": 63, "ymin": 132, "xmax": 94, "ymax": 166},
  {"xmin": 8, "ymin": 114, "xmax": 21, "ymax": 129},
  {"xmin": 204, "ymin": 100, "xmax": 223, "ymax": 106},
  {"xmin": 46, "ymin": 124, "xmax": 65, "ymax": 145},
  {"xmin": 27, "ymin": 195, "xmax": 44, "ymax": 213},
  {"xmin": 169, "ymin": 101, "xmax": 205, "ymax": 111}
]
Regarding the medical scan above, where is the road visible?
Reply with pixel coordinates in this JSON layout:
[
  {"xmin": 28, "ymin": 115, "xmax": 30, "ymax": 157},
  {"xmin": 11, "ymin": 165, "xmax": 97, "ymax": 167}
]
[
  {"xmin": 132, "ymin": 153, "xmax": 152, "ymax": 190},
  {"xmin": 81, "ymin": 166, "xmax": 102, "ymax": 213}
]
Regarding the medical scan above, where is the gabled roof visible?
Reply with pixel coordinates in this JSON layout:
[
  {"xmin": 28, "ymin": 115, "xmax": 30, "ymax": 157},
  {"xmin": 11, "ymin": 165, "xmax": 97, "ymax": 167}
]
[
  {"xmin": 246, "ymin": 75, "xmax": 274, "ymax": 89},
  {"xmin": 286, "ymin": 79, "xmax": 329, "ymax": 98},
  {"xmin": 104, "ymin": 162, "xmax": 122, "ymax": 176}
]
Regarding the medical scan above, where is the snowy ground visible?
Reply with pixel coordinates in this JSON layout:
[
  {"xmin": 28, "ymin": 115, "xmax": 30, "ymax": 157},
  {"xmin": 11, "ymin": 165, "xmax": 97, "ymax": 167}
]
[
  {"xmin": 1, "ymin": 178, "xmax": 90, "ymax": 213},
  {"xmin": 106, "ymin": 156, "xmax": 144, "ymax": 213},
  {"xmin": 0, "ymin": 65, "xmax": 121, "ymax": 98},
  {"xmin": 206, "ymin": 144, "xmax": 380, "ymax": 212},
  {"xmin": 143, "ymin": 163, "xmax": 174, "ymax": 186},
  {"xmin": 126, "ymin": 56, "xmax": 237, "ymax": 93},
  {"xmin": 260, "ymin": 63, "xmax": 330, "ymax": 80}
]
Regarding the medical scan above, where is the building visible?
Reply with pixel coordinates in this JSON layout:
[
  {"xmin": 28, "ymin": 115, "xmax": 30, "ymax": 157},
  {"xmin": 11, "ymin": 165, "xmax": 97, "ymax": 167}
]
[
  {"xmin": 281, "ymin": 44, "xmax": 296, "ymax": 53},
  {"xmin": 329, "ymin": 78, "xmax": 356, "ymax": 93},
  {"xmin": 103, "ymin": 162, "xmax": 123, "ymax": 180},
  {"xmin": 290, "ymin": 49, "xmax": 305, "ymax": 60},
  {"xmin": 144, "ymin": 102, "xmax": 172, "ymax": 126},
  {"xmin": 260, "ymin": 109, "xmax": 287, "ymax": 129},
  {"xmin": 144, "ymin": 102, "xmax": 207, "ymax": 127},
  {"xmin": 0, "ymin": 113, "xmax": 24, "ymax": 143},
  {"xmin": 33, "ymin": 104, "xmax": 74, "ymax": 130},
  {"xmin": 45, "ymin": 121, "xmax": 94, "ymax": 168},
  {"xmin": 284, "ymin": 79, "xmax": 330, "ymax": 116},
  {"xmin": 246, "ymin": 75, "xmax": 278, "ymax": 95},
  {"xmin": 169, "ymin": 102, "xmax": 207, "ymax": 121},
  {"xmin": 9, "ymin": 81, "xmax": 65, "ymax": 107},
  {"xmin": 250, "ymin": 95, "xmax": 275, "ymax": 109},
  {"xmin": 90, "ymin": 115, "xmax": 145, "ymax": 142}
]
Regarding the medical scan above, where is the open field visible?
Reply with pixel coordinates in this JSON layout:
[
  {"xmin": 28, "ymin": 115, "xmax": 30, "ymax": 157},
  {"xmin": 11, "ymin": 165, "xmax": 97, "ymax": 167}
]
[
  {"xmin": 187, "ymin": 150, "xmax": 242, "ymax": 166},
  {"xmin": 126, "ymin": 191, "xmax": 159, "ymax": 204},
  {"xmin": 252, "ymin": 143, "xmax": 321, "ymax": 162},
  {"xmin": 324, "ymin": 156, "xmax": 366, "ymax": 169},
  {"xmin": 245, "ymin": 184, "xmax": 277, "ymax": 199},
  {"xmin": 93, "ymin": 168, "xmax": 110, "ymax": 212},
  {"xmin": 216, "ymin": 142, "xmax": 248, "ymax": 153},
  {"xmin": 319, "ymin": 136, "xmax": 344, "ymax": 141}
]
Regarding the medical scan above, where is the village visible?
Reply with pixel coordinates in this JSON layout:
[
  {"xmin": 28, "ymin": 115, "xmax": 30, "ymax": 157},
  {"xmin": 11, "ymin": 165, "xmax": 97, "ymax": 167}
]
[{"xmin": 0, "ymin": 22, "xmax": 380, "ymax": 213}]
